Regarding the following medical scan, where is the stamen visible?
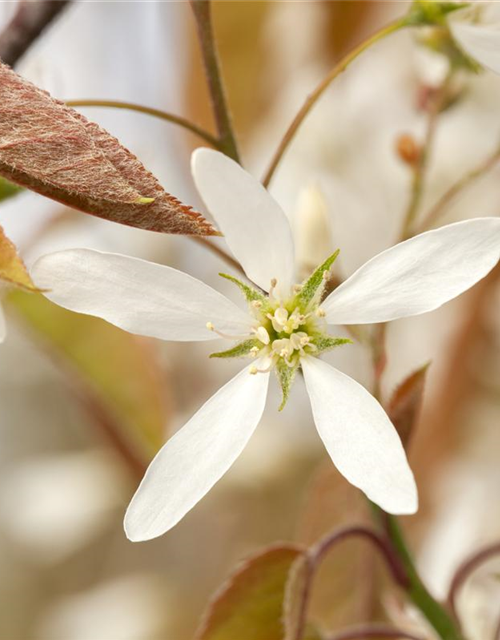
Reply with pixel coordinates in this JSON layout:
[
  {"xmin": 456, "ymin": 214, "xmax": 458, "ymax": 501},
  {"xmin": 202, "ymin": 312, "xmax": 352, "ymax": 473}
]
[
  {"xmin": 251, "ymin": 300, "xmax": 262, "ymax": 309},
  {"xmin": 315, "ymin": 307, "xmax": 326, "ymax": 318},
  {"xmin": 206, "ymin": 321, "xmax": 252, "ymax": 341},
  {"xmin": 269, "ymin": 278, "xmax": 278, "ymax": 300},
  {"xmin": 254, "ymin": 326, "xmax": 270, "ymax": 345},
  {"xmin": 249, "ymin": 363, "xmax": 273, "ymax": 375}
]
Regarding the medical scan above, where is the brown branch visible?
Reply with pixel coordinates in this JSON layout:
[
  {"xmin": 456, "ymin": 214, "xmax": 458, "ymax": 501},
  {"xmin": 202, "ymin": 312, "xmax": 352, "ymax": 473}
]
[
  {"xmin": 189, "ymin": 0, "xmax": 239, "ymax": 162},
  {"xmin": 0, "ymin": 0, "xmax": 71, "ymax": 67}
]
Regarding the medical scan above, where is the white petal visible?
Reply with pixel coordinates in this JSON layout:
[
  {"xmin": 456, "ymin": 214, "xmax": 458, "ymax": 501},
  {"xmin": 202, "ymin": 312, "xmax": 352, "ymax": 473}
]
[
  {"xmin": 323, "ymin": 218, "xmax": 500, "ymax": 325},
  {"xmin": 191, "ymin": 148, "xmax": 295, "ymax": 298},
  {"xmin": 124, "ymin": 365, "xmax": 269, "ymax": 541},
  {"xmin": 32, "ymin": 249, "xmax": 253, "ymax": 342},
  {"xmin": 302, "ymin": 357, "xmax": 417, "ymax": 515},
  {"xmin": 0, "ymin": 303, "xmax": 5, "ymax": 343},
  {"xmin": 450, "ymin": 14, "xmax": 500, "ymax": 75}
]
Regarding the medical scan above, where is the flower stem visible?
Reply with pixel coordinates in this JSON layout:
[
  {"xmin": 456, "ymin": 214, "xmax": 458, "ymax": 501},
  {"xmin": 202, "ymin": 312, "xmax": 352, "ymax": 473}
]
[
  {"xmin": 325, "ymin": 624, "xmax": 425, "ymax": 640},
  {"xmin": 262, "ymin": 17, "xmax": 406, "ymax": 188},
  {"xmin": 65, "ymin": 99, "xmax": 221, "ymax": 148},
  {"xmin": 400, "ymin": 72, "xmax": 453, "ymax": 239},
  {"xmin": 190, "ymin": 0, "xmax": 240, "ymax": 162},
  {"xmin": 381, "ymin": 513, "xmax": 464, "ymax": 640},
  {"xmin": 415, "ymin": 142, "xmax": 500, "ymax": 235}
]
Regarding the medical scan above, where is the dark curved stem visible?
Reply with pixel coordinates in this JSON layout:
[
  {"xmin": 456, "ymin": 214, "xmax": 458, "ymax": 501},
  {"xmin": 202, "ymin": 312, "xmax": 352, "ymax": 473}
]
[
  {"xmin": 290, "ymin": 525, "xmax": 409, "ymax": 640},
  {"xmin": 447, "ymin": 541, "xmax": 500, "ymax": 621},
  {"xmin": 189, "ymin": 0, "xmax": 239, "ymax": 162},
  {"xmin": 66, "ymin": 100, "xmax": 221, "ymax": 148},
  {"xmin": 325, "ymin": 624, "xmax": 426, "ymax": 640},
  {"xmin": 0, "ymin": 0, "xmax": 71, "ymax": 67},
  {"xmin": 262, "ymin": 18, "xmax": 405, "ymax": 187}
]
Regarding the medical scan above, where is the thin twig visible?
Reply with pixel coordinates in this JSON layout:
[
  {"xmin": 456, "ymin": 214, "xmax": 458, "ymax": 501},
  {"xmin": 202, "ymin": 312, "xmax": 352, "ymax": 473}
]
[
  {"xmin": 400, "ymin": 73, "xmax": 453, "ymax": 239},
  {"xmin": 189, "ymin": 0, "xmax": 240, "ymax": 162},
  {"xmin": 66, "ymin": 100, "xmax": 221, "ymax": 148},
  {"xmin": 447, "ymin": 541, "xmax": 500, "ymax": 621},
  {"xmin": 0, "ymin": 0, "xmax": 71, "ymax": 67},
  {"xmin": 192, "ymin": 236, "xmax": 245, "ymax": 277},
  {"xmin": 415, "ymin": 143, "xmax": 500, "ymax": 235},
  {"xmin": 262, "ymin": 18, "xmax": 405, "ymax": 188},
  {"xmin": 325, "ymin": 624, "xmax": 425, "ymax": 640},
  {"xmin": 290, "ymin": 525, "xmax": 410, "ymax": 640},
  {"xmin": 494, "ymin": 610, "xmax": 500, "ymax": 640}
]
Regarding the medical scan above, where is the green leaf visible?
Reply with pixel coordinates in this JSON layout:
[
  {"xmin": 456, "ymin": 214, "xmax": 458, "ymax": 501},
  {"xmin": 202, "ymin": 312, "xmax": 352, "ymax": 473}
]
[
  {"xmin": 195, "ymin": 544, "xmax": 305, "ymax": 640},
  {"xmin": 276, "ymin": 359, "xmax": 300, "ymax": 411},
  {"xmin": 313, "ymin": 336, "xmax": 352, "ymax": 355},
  {"xmin": 0, "ymin": 177, "xmax": 22, "ymax": 202},
  {"xmin": 387, "ymin": 363, "xmax": 430, "ymax": 449},
  {"xmin": 210, "ymin": 339, "xmax": 260, "ymax": 359},
  {"xmin": 8, "ymin": 291, "xmax": 168, "ymax": 458},
  {"xmin": 297, "ymin": 250, "xmax": 339, "ymax": 310},
  {"xmin": 219, "ymin": 272, "xmax": 267, "ymax": 305}
]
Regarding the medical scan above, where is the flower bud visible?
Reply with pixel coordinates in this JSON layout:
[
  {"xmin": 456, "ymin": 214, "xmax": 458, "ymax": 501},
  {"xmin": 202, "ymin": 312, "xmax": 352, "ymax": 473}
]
[{"xmin": 395, "ymin": 133, "xmax": 421, "ymax": 167}]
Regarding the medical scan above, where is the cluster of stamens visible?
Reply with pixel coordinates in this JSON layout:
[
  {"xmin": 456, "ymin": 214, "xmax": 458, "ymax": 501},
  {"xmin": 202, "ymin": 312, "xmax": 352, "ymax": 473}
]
[{"xmin": 207, "ymin": 277, "xmax": 326, "ymax": 376}]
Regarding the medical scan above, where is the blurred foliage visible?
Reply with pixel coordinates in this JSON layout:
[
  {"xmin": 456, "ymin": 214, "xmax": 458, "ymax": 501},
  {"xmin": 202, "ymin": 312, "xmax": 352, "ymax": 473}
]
[
  {"xmin": 8, "ymin": 291, "xmax": 169, "ymax": 466},
  {"xmin": 388, "ymin": 364, "xmax": 429, "ymax": 449}
]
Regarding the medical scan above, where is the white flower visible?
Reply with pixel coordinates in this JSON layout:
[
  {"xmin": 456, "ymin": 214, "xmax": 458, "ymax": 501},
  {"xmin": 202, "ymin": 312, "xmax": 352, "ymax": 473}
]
[
  {"xmin": 32, "ymin": 149, "xmax": 500, "ymax": 542},
  {"xmin": 449, "ymin": 2, "xmax": 500, "ymax": 75}
]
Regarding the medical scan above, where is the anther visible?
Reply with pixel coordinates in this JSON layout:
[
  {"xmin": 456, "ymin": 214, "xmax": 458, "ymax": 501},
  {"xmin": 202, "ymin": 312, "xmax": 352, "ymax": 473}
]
[
  {"xmin": 251, "ymin": 300, "xmax": 262, "ymax": 309},
  {"xmin": 206, "ymin": 321, "xmax": 252, "ymax": 341},
  {"xmin": 249, "ymin": 365, "xmax": 258, "ymax": 375},
  {"xmin": 315, "ymin": 308, "xmax": 326, "ymax": 318},
  {"xmin": 269, "ymin": 278, "xmax": 278, "ymax": 299}
]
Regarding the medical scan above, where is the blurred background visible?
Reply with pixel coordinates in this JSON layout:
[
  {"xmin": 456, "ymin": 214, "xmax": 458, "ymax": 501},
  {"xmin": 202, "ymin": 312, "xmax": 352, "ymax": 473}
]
[{"xmin": 0, "ymin": 1, "xmax": 500, "ymax": 638}]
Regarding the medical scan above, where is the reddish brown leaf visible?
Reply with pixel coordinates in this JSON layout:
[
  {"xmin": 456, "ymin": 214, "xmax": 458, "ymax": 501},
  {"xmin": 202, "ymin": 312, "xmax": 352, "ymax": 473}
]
[
  {"xmin": 195, "ymin": 544, "xmax": 306, "ymax": 640},
  {"xmin": 0, "ymin": 62, "xmax": 216, "ymax": 236},
  {"xmin": 387, "ymin": 364, "xmax": 430, "ymax": 449}
]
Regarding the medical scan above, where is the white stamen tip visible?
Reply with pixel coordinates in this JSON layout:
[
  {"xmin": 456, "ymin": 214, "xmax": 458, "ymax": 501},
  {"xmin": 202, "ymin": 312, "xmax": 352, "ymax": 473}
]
[
  {"xmin": 249, "ymin": 365, "xmax": 258, "ymax": 375},
  {"xmin": 316, "ymin": 308, "xmax": 326, "ymax": 318},
  {"xmin": 251, "ymin": 300, "xmax": 262, "ymax": 309},
  {"xmin": 206, "ymin": 322, "xmax": 215, "ymax": 331}
]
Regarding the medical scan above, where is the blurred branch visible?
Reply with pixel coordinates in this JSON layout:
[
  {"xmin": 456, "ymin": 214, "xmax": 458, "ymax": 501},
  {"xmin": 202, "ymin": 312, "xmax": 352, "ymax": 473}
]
[
  {"xmin": 66, "ymin": 99, "xmax": 222, "ymax": 148},
  {"xmin": 416, "ymin": 143, "xmax": 500, "ymax": 234},
  {"xmin": 400, "ymin": 73, "xmax": 453, "ymax": 239},
  {"xmin": 262, "ymin": 17, "xmax": 406, "ymax": 188},
  {"xmin": 446, "ymin": 541, "xmax": 500, "ymax": 622},
  {"xmin": 0, "ymin": 0, "xmax": 71, "ymax": 67},
  {"xmin": 190, "ymin": 0, "xmax": 240, "ymax": 162},
  {"xmin": 325, "ymin": 625, "xmax": 425, "ymax": 640}
]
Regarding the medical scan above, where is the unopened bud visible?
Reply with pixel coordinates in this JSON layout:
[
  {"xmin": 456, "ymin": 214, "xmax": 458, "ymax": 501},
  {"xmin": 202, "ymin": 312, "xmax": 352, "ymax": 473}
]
[{"xmin": 395, "ymin": 133, "xmax": 421, "ymax": 166}]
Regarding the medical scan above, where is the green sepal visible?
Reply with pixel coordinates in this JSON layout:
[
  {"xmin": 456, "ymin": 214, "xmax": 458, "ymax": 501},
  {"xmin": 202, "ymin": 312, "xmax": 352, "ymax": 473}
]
[
  {"xmin": 404, "ymin": 1, "xmax": 469, "ymax": 27},
  {"xmin": 219, "ymin": 273, "xmax": 268, "ymax": 305},
  {"xmin": 0, "ymin": 178, "xmax": 22, "ymax": 203},
  {"xmin": 313, "ymin": 336, "xmax": 352, "ymax": 355},
  {"xmin": 297, "ymin": 250, "xmax": 339, "ymax": 311},
  {"xmin": 276, "ymin": 358, "xmax": 300, "ymax": 411},
  {"xmin": 210, "ymin": 339, "xmax": 260, "ymax": 359}
]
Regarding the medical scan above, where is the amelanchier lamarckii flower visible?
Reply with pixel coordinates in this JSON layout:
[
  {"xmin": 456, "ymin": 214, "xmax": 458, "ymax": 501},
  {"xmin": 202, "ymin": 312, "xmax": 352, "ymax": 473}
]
[{"xmin": 32, "ymin": 149, "xmax": 500, "ymax": 542}]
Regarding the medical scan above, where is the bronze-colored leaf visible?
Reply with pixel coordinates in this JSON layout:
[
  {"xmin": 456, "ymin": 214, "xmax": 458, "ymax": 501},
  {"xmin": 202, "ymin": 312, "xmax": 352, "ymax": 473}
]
[
  {"xmin": 195, "ymin": 544, "xmax": 305, "ymax": 640},
  {"xmin": 0, "ymin": 62, "xmax": 216, "ymax": 236},
  {"xmin": 0, "ymin": 225, "xmax": 37, "ymax": 291},
  {"xmin": 387, "ymin": 364, "xmax": 430, "ymax": 449}
]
